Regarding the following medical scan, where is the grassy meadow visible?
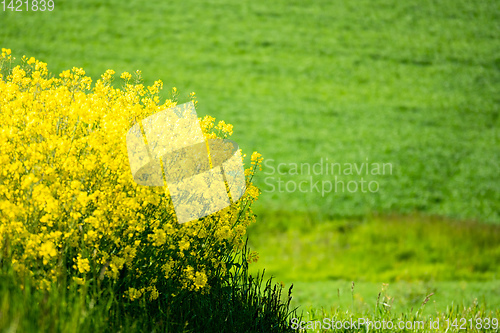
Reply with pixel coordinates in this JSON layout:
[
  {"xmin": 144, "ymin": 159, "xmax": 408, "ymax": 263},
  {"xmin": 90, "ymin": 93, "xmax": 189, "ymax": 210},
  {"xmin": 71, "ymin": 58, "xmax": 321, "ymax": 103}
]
[{"xmin": 1, "ymin": 0, "xmax": 499, "ymax": 331}]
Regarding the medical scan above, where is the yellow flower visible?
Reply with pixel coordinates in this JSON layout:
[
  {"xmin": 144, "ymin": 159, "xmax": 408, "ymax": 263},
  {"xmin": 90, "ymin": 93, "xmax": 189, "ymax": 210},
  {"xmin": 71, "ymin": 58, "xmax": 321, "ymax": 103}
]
[
  {"xmin": 76, "ymin": 254, "xmax": 91, "ymax": 273},
  {"xmin": 215, "ymin": 225, "xmax": 231, "ymax": 240},
  {"xmin": 179, "ymin": 239, "xmax": 190, "ymax": 251},
  {"xmin": 246, "ymin": 184, "xmax": 260, "ymax": 200},
  {"xmin": 149, "ymin": 228, "xmax": 167, "ymax": 247},
  {"xmin": 194, "ymin": 271, "xmax": 207, "ymax": 290},
  {"xmin": 149, "ymin": 286, "xmax": 159, "ymax": 300},
  {"xmin": 125, "ymin": 287, "xmax": 143, "ymax": 301},
  {"xmin": 39, "ymin": 241, "xmax": 57, "ymax": 265},
  {"xmin": 73, "ymin": 277, "xmax": 86, "ymax": 285},
  {"xmin": 247, "ymin": 251, "xmax": 259, "ymax": 264},
  {"xmin": 251, "ymin": 151, "xmax": 263, "ymax": 165},
  {"xmin": 120, "ymin": 72, "xmax": 132, "ymax": 81},
  {"xmin": 0, "ymin": 49, "xmax": 261, "ymax": 297}
]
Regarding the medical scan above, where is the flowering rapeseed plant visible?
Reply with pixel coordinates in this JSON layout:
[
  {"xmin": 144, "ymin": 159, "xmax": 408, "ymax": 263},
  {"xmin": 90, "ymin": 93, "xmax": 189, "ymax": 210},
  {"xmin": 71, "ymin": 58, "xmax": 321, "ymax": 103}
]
[{"xmin": 0, "ymin": 49, "xmax": 262, "ymax": 301}]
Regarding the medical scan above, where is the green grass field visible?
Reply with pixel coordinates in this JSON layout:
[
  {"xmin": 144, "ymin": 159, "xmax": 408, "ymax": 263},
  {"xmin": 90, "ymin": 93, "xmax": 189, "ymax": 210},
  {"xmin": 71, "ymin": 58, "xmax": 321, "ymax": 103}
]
[
  {"xmin": 1, "ymin": 0, "xmax": 499, "ymax": 331},
  {"xmin": 247, "ymin": 214, "xmax": 500, "ymax": 317}
]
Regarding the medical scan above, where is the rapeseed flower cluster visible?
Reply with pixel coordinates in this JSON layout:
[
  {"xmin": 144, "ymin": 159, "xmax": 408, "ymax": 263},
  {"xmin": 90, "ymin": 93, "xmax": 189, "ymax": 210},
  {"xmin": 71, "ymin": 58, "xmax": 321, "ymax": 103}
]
[{"xmin": 0, "ymin": 49, "xmax": 263, "ymax": 301}]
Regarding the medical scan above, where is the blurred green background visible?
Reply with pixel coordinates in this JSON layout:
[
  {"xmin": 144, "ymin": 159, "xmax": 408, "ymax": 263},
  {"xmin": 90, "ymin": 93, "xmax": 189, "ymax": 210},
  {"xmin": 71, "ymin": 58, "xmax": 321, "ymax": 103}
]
[{"xmin": 2, "ymin": 0, "xmax": 499, "ymax": 316}]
